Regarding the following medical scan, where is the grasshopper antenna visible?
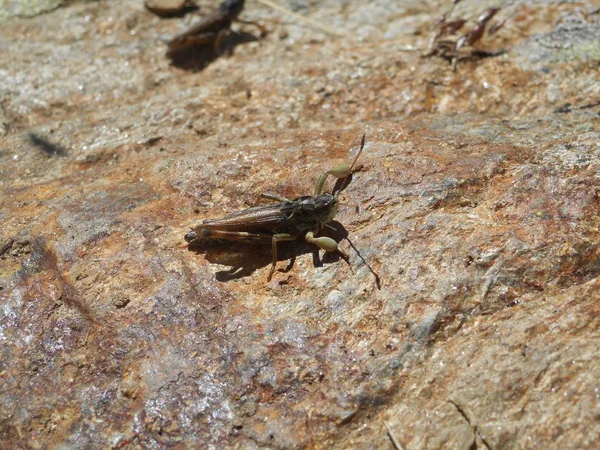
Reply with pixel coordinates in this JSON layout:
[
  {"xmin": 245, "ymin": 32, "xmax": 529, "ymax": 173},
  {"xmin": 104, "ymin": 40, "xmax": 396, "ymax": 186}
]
[
  {"xmin": 344, "ymin": 235, "xmax": 382, "ymax": 289},
  {"xmin": 337, "ymin": 202, "xmax": 360, "ymax": 212},
  {"xmin": 345, "ymin": 133, "xmax": 366, "ymax": 187},
  {"xmin": 338, "ymin": 133, "xmax": 380, "ymax": 288},
  {"xmin": 334, "ymin": 132, "xmax": 366, "ymax": 196}
]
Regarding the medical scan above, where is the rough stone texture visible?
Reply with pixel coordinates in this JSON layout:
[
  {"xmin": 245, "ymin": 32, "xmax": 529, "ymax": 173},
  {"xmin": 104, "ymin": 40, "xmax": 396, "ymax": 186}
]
[{"xmin": 1, "ymin": 0, "xmax": 599, "ymax": 449}]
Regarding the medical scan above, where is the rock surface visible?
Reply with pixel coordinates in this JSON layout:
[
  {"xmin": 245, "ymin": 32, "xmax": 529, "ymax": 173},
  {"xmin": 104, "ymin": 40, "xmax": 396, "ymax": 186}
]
[{"xmin": 1, "ymin": 0, "xmax": 599, "ymax": 448}]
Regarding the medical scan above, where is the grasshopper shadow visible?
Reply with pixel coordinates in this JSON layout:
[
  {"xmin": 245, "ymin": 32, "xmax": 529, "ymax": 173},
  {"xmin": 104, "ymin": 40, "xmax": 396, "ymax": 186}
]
[
  {"xmin": 168, "ymin": 31, "xmax": 259, "ymax": 72},
  {"xmin": 186, "ymin": 221, "xmax": 349, "ymax": 282}
]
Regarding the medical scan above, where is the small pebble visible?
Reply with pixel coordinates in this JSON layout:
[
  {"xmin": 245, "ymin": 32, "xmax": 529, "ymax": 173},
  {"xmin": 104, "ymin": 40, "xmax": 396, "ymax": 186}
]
[{"xmin": 144, "ymin": 0, "xmax": 188, "ymax": 17}]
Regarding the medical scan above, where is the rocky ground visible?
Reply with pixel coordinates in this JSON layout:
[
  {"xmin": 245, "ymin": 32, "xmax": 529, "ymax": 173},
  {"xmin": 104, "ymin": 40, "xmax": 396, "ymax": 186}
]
[{"xmin": 1, "ymin": 0, "xmax": 599, "ymax": 448}]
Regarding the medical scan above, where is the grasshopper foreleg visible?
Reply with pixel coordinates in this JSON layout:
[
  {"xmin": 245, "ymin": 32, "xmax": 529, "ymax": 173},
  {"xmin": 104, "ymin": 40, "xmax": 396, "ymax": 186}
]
[{"xmin": 305, "ymin": 231, "xmax": 349, "ymax": 260}]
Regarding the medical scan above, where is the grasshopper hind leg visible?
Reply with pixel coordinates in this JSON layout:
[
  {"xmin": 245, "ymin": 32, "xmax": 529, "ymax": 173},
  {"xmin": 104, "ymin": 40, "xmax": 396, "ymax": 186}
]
[{"xmin": 268, "ymin": 233, "xmax": 297, "ymax": 281}]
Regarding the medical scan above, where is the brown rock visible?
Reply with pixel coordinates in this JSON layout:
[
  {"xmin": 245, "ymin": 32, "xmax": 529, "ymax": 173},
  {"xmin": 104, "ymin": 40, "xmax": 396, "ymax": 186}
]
[
  {"xmin": 144, "ymin": 0, "xmax": 189, "ymax": 17},
  {"xmin": 0, "ymin": 1, "xmax": 599, "ymax": 449}
]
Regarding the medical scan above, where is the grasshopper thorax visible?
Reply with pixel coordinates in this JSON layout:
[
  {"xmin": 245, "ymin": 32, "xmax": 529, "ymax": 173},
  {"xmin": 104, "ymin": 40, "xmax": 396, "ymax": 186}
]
[{"xmin": 281, "ymin": 193, "xmax": 339, "ymax": 232}]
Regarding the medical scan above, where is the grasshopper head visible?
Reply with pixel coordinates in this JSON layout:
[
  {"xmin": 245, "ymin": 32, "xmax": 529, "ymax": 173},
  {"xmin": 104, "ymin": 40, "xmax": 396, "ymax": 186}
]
[
  {"xmin": 315, "ymin": 193, "xmax": 339, "ymax": 224},
  {"xmin": 219, "ymin": 0, "xmax": 245, "ymax": 16},
  {"xmin": 184, "ymin": 230, "xmax": 198, "ymax": 243}
]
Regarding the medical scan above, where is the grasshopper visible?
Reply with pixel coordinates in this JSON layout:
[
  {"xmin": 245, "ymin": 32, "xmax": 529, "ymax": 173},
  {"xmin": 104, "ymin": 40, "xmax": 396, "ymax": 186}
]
[
  {"xmin": 185, "ymin": 134, "xmax": 366, "ymax": 281},
  {"xmin": 168, "ymin": 0, "xmax": 265, "ymax": 55}
]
